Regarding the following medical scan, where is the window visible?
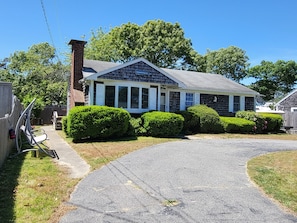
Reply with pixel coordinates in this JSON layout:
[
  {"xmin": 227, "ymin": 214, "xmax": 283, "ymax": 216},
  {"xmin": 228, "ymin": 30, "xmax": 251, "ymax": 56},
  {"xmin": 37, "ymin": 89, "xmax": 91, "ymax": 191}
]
[
  {"xmin": 118, "ymin": 86, "xmax": 128, "ymax": 108},
  {"xmin": 142, "ymin": 88, "xmax": 149, "ymax": 109},
  {"xmin": 131, "ymin": 87, "xmax": 139, "ymax": 108},
  {"xmin": 185, "ymin": 93, "xmax": 194, "ymax": 108},
  {"xmin": 105, "ymin": 86, "xmax": 115, "ymax": 107},
  {"xmin": 234, "ymin": 96, "xmax": 240, "ymax": 112}
]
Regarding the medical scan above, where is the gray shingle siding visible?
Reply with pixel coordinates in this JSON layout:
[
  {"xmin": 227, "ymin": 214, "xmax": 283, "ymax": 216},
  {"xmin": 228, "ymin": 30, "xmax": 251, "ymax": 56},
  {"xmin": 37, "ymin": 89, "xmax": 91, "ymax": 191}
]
[
  {"xmin": 98, "ymin": 61, "xmax": 178, "ymax": 86},
  {"xmin": 277, "ymin": 90, "xmax": 297, "ymax": 112},
  {"xmin": 200, "ymin": 94, "xmax": 229, "ymax": 116}
]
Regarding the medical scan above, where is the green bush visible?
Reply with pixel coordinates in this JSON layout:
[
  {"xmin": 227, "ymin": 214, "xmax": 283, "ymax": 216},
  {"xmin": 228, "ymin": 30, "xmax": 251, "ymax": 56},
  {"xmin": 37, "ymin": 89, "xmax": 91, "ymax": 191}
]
[
  {"xmin": 128, "ymin": 117, "xmax": 147, "ymax": 136},
  {"xmin": 187, "ymin": 105, "xmax": 223, "ymax": 133},
  {"xmin": 141, "ymin": 111, "xmax": 184, "ymax": 137},
  {"xmin": 67, "ymin": 106, "xmax": 131, "ymax": 141},
  {"xmin": 236, "ymin": 111, "xmax": 283, "ymax": 133},
  {"xmin": 220, "ymin": 117, "xmax": 255, "ymax": 133},
  {"xmin": 176, "ymin": 110, "xmax": 200, "ymax": 134},
  {"xmin": 258, "ymin": 113, "xmax": 283, "ymax": 132},
  {"xmin": 62, "ymin": 116, "xmax": 68, "ymax": 134}
]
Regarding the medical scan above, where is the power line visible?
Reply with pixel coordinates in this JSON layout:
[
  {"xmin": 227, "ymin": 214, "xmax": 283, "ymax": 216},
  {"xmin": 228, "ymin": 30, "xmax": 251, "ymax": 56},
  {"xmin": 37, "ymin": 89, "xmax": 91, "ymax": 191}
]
[
  {"xmin": 40, "ymin": 0, "xmax": 56, "ymax": 50},
  {"xmin": 40, "ymin": 0, "xmax": 61, "ymax": 62}
]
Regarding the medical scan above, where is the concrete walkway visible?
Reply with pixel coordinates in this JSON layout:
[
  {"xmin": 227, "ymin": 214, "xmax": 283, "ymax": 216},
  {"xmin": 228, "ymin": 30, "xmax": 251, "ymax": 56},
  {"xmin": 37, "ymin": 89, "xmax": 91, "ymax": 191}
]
[{"xmin": 42, "ymin": 125, "xmax": 90, "ymax": 179}]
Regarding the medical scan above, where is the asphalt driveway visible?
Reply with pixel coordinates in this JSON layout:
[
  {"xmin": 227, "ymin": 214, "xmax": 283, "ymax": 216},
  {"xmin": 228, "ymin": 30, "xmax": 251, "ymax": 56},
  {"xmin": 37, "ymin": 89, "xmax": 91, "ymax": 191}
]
[{"xmin": 59, "ymin": 138, "xmax": 297, "ymax": 223}]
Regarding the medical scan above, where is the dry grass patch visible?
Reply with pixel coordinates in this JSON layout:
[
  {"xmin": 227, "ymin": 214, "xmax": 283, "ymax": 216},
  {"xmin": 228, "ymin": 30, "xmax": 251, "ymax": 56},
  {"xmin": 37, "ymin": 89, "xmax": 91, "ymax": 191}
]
[
  {"xmin": 248, "ymin": 151, "xmax": 297, "ymax": 214},
  {"xmin": 58, "ymin": 131, "xmax": 180, "ymax": 170}
]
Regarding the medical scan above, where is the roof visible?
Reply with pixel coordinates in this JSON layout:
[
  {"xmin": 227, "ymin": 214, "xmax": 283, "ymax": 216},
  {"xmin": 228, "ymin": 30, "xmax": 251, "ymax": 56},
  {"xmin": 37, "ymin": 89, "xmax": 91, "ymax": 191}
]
[
  {"xmin": 162, "ymin": 68, "xmax": 258, "ymax": 95},
  {"xmin": 83, "ymin": 59, "xmax": 118, "ymax": 78},
  {"xmin": 275, "ymin": 88, "xmax": 297, "ymax": 107},
  {"xmin": 83, "ymin": 58, "xmax": 259, "ymax": 96}
]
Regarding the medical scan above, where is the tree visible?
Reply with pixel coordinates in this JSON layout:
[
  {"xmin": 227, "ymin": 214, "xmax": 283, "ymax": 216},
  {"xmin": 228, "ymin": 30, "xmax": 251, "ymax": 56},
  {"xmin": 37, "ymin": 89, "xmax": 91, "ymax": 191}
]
[
  {"xmin": 248, "ymin": 60, "xmax": 297, "ymax": 101},
  {"xmin": 205, "ymin": 46, "xmax": 249, "ymax": 82},
  {"xmin": 85, "ymin": 20, "xmax": 198, "ymax": 69},
  {"xmin": 2, "ymin": 42, "xmax": 68, "ymax": 106}
]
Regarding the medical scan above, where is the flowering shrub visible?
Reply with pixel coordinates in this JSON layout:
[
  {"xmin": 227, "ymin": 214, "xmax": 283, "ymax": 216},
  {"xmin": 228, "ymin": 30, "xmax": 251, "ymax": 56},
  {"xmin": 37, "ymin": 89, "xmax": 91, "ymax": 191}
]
[{"xmin": 235, "ymin": 111, "xmax": 283, "ymax": 133}]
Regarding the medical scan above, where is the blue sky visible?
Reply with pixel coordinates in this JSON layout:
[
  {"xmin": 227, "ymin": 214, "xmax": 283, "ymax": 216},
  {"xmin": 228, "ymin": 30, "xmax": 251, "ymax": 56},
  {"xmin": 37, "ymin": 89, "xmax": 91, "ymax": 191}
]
[{"xmin": 1, "ymin": 0, "xmax": 296, "ymax": 68}]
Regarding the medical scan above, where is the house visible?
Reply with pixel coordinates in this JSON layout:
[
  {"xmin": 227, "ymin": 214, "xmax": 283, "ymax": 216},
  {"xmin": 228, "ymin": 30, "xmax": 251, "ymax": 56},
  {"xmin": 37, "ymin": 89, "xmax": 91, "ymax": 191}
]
[
  {"xmin": 275, "ymin": 89, "xmax": 297, "ymax": 129},
  {"xmin": 68, "ymin": 39, "xmax": 259, "ymax": 116},
  {"xmin": 275, "ymin": 89, "xmax": 297, "ymax": 112}
]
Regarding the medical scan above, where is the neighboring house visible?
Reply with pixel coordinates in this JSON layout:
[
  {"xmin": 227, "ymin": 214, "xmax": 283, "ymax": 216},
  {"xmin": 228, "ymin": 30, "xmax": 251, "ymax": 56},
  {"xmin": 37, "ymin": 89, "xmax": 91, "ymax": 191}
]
[
  {"xmin": 68, "ymin": 39, "xmax": 259, "ymax": 116},
  {"xmin": 275, "ymin": 89, "xmax": 297, "ymax": 112},
  {"xmin": 275, "ymin": 89, "xmax": 297, "ymax": 129}
]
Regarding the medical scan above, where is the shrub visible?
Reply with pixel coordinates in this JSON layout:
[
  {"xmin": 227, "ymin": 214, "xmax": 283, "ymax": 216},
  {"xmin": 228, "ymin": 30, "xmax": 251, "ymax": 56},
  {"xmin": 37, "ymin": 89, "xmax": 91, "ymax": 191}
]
[
  {"xmin": 236, "ymin": 111, "xmax": 264, "ymax": 133},
  {"xmin": 67, "ymin": 106, "xmax": 131, "ymax": 141},
  {"xmin": 220, "ymin": 117, "xmax": 255, "ymax": 133},
  {"xmin": 62, "ymin": 116, "xmax": 68, "ymax": 134},
  {"xmin": 259, "ymin": 113, "xmax": 283, "ymax": 132},
  {"xmin": 176, "ymin": 110, "xmax": 200, "ymax": 134},
  {"xmin": 187, "ymin": 105, "xmax": 223, "ymax": 133},
  {"xmin": 128, "ymin": 117, "xmax": 147, "ymax": 136},
  {"xmin": 141, "ymin": 111, "xmax": 184, "ymax": 137},
  {"xmin": 236, "ymin": 111, "xmax": 283, "ymax": 133}
]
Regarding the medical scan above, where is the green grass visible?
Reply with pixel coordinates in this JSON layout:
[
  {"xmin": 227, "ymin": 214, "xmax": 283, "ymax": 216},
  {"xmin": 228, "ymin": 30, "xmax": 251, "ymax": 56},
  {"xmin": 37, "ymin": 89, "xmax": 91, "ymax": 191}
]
[
  {"xmin": 0, "ymin": 152, "xmax": 77, "ymax": 223},
  {"xmin": 248, "ymin": 151, "xmax": 297, "ymax": 214}
]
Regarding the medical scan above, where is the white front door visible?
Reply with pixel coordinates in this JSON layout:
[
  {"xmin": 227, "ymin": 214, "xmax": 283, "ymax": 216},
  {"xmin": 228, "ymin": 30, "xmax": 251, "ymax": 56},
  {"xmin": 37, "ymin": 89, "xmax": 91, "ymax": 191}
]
[{"xmin": 149, "ymin": 87, "xmax": 157, "ymax": 110}]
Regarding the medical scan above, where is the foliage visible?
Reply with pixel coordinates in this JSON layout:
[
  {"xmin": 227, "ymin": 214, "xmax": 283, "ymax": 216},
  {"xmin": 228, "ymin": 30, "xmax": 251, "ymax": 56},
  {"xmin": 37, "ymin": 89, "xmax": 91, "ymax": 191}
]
[
  {"xmin": 220, "ymin": 117, "xmax": 255, "ymax": 133},
  {"xmin": 176, "ymin": 110, "xmax": 200, "ymax": 134},
  {"xmin": 205, "ymin": 46, "xmax": 249, "ymax": 82},
  {"xmin": 67, "ymin": 106, "xmax": 131, "ymax": 141},
  {"xmin": 259, "ymin": 113, "xmax": 283, "ymax": 132},
  {"xmin": 62, "ymin": 116, "xmax": 68, "ymax": 135},
  {"xmin": 141, "ymin": 111, "xmax": 184, "ymax": 137},
  {"xmin": 0, "ymin": 42, "xmax": 68, "ymax": 107},
  {"xmin": 235, "ymin": 111, "xmax": 282, "ymax": 133},
  {"xmin": 85, "ymin": 20, "xmax": 197, "ymax": 69},
  {"xmin": 248, "ymin": 60, "xmax": 297, "ymax": 101},
  {"xmin": 129, "ymin": 117, "xmax": 147, "ymax": 136},
  {"xmin": 187, "ymin": 105, "xmax": 224, "ymax": 133}
]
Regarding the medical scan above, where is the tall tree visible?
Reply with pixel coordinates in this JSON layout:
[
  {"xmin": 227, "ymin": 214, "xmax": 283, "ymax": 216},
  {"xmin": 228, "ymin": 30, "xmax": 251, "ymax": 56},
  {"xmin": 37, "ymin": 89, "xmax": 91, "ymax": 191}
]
[
  {"xmin": 2, "ymin": 42, "xmax": 68, "ymax": 106},
  {"xmin": 248, "ymin": 60, "xmax": 297, "ymax": 101},
  {"xmin": 85, "ymin": 20, "xmax": 198, "ymax": 69},
  {"xmin": 205, "ymin": 46, "xmax": 249, "ymax": 82}
]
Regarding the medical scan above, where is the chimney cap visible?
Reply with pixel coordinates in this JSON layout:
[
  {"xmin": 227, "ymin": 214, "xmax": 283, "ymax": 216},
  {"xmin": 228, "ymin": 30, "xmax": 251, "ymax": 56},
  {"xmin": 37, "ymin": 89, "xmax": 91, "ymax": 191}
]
[{"xmin": 68, "ymin": 39, "xmax": 87, "ymax": 46}]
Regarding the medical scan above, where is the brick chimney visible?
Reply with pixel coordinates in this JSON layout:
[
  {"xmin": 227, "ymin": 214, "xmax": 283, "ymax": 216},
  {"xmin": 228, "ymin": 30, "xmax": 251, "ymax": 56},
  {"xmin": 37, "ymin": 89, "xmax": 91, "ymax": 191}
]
[{"xmin": 68, "ymin": 39, "xmax": 87, "ymax": 109}]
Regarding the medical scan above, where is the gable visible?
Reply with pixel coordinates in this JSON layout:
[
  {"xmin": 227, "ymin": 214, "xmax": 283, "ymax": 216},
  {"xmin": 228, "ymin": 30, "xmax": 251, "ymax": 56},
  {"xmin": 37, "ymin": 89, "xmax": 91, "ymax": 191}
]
[
  {"xmin": 276, "ymin": 89, "xmax": 297, "ymax": 109},
  {"xmin": 97, "ymin": 61, "xmax": 179, "ymax": 87}
]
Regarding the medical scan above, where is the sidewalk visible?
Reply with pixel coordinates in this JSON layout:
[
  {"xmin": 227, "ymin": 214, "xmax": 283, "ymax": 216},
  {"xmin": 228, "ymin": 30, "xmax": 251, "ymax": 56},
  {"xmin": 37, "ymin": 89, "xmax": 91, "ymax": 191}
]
[{"xmin": 41, "ymin": 125, "xmax": 90, "ymax": 179}]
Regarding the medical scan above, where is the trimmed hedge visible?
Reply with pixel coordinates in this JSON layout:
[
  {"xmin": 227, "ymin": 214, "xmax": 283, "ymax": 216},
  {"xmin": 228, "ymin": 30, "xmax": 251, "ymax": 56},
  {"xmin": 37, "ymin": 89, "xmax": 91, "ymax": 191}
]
[
  {"xmin": 236, "ymin": 111, "xmax": 283, "ymax": 133},
  {"xmin": 141, "ymin": 111, "xmax": 184, "ymax": 137},
  {"xmin": 259, "ymin": 113, "xmax": 283, "ymax": 132},
  {"xmin": 187, "ymin": 105, "xmax": 223, "ymax": 133},
  {"xmin": 66, "ymin": 105, "xmax": 131, "ymax": 141},
  {"xmin": 220, "ymin": 117, "xmax": 255, "ymax": 133},
  {"xmin": 176, "ymin": 110, "xmax": 200, "ymax": 134}
]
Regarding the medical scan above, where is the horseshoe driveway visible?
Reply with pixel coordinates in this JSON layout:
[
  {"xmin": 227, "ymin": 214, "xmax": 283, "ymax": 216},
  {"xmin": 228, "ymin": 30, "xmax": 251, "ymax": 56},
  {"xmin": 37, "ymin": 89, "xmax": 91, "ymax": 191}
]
[{"xmin": 60, "ymin": 138, "xmax": 297, "ymax": 223}]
